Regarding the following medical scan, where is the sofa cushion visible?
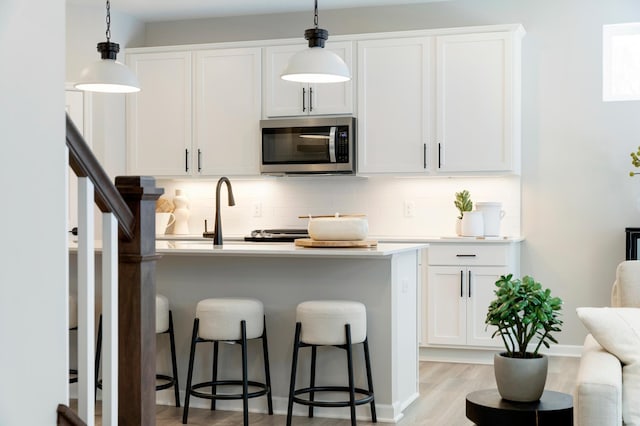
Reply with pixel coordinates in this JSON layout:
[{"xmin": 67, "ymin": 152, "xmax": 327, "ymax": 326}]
[{"xmin": 577, "ymin": 307, "xmax": 640, "ymax": 425}]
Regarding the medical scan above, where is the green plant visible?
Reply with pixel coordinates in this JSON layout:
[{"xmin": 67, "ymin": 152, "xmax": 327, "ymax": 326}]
[
  {"xmin": 485, "ymin": 274, "xmax": 563, "ymax": 358},
  {"xmin": 631, "ymin": 146, "xmax": 640, "ymax": 176},
  {"xmin": 454, "ymin": 190, "xmax": 473, "ymax": 220}
]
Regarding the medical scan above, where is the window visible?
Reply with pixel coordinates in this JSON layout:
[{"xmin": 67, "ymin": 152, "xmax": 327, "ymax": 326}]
[{"xmin": 603, "ymin": 23, "xmax": 640, "ymax": 101}]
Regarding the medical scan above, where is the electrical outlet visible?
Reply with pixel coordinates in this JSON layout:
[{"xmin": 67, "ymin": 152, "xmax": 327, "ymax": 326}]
[
  {"xmin": 252, "ymin": 201, "xmax": 262, "ymax": 217},
  {"xmin": 404, "ymin": 200, "xmax": 415, "ymax": 217}
]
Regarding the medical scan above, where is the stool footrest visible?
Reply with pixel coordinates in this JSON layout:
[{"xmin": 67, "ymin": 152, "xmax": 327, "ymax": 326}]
[
  {"xmin": 190, "ymin": 380, "xmax": 270, "ymax": 401},
  {"xmin": 155, "ymin": 374, "xmax": 177, "ymax": 391},
  {"xmin": 293, "ymin": 386, "xmax": 375, "ymax": 408}
]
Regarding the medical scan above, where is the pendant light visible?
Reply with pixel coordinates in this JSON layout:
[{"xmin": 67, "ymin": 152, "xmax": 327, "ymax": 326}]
[
  {"xmin": 280, "ymin": 0, "xmax": 350, "ymax": 84},
  {"xmin": 75, "ymin": 0, "xmax": 140, "ymax": 93}
]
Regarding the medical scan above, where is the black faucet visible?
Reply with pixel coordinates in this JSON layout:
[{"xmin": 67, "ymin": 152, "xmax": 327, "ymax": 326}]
[{"xmin": 203, "ymin": 176, "xmax": 235, "ymax": 245}]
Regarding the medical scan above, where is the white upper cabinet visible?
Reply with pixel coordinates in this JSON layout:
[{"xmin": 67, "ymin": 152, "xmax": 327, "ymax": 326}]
[
  {"xmin": 127, "ymin": 48, "xmax": 262, "ymax": 177},
  {"xmin": 127, "ymin": 51, "xmax": 192, "ymax": 176},
  {"xmin": 357, "ymin": 37, "xmax": 432, "ymax": 174},
  {"xmin": 436, "ymin": 32, "xmax": 518, "ymax": 173},
  {"xmin": 357, "ymin": 26, "xmax": 523, "ymax": 175},
  {"xmin": 264, "ymin": 41, "xmax": 354, "ymax": 117},
  {"xmin": 195, "ymin": 48, "xmax": 262, "ymax": 176}
]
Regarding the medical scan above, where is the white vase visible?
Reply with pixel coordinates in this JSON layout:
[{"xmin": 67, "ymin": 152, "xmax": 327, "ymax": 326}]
[
  {"xmin": 461, "ymin": 211, "xmax": 484, "ymax": 237},
  {"xmin": 172, "ymin": 189, "xmax": 190, "ymax": 235}
]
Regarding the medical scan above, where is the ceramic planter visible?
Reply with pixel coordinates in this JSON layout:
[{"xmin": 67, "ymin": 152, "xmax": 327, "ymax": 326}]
[{"xmin": 493, "ymin": 352, "xmax": 548, "ymax": 402}]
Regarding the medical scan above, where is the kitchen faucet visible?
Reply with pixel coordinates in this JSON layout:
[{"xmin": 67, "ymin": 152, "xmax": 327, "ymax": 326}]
[{"xmin": 203, "ymin": 176, "xmax": 235, "ymax": 245}]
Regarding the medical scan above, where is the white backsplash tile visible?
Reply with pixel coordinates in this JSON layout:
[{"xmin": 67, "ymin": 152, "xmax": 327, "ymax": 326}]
[{"xmin": 156, "ymin": 176, "xmax": 521, "ymax": 238}]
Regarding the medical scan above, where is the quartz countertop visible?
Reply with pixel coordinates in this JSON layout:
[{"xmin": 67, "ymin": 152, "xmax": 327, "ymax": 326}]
[{"xmin": 155, "ymin": 240, "xmax": 426, "ymax": 258}]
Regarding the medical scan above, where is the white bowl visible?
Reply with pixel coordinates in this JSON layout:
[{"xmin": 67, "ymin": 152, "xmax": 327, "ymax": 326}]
[{"xmin": 307, "ymin": 216, "xmax": 369, "ymax": 241}]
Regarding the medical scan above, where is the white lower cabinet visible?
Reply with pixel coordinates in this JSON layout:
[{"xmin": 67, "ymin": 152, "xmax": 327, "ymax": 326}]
[{"xmin": 424, "ymin": 243, "xmax": 520, "ymax": 348}]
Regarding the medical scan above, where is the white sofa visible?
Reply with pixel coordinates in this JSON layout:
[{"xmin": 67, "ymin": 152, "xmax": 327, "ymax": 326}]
[{"xmin": 574, "ymin": 261, "xmax": 640, "ymax": 426}]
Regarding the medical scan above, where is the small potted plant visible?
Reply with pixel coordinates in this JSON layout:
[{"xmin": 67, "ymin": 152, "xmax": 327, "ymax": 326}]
[
  {"xmin": 454, "ymin": 190, "xmax": 473, "ymax": 235},
  {"xmin": 485, "ymin": 274, "xmax": 563, "ymax": 402}
]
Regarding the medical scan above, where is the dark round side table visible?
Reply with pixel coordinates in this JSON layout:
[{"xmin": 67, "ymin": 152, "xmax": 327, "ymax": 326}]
[{"xmin": 466, "ymin": 389, "xmax": 573, "ymax": 426}]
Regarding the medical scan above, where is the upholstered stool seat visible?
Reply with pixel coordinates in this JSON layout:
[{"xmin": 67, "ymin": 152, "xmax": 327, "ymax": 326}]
[
  {"xmin": 183, "ymin": 298, "xmax": 273, "ymax": 425},
  {"xmin": 287, "ymin": 300, "xmax": 376, "ymax": 426},
  {"xmin": 96, "ymin": 294, "xmax": 180, "ymax": 407}
]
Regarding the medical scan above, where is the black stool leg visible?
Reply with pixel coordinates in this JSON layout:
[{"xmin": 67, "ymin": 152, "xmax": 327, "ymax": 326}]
[
  {"xmin": 261, "ymin": 315, "xmax": 274, "ymax": 415},
  {"xmin": 95, "ymin": 315, "xmax": 103, "ymax": 399},
  {"xmin": 345, "ymin": 324, "xmax": 356, "ymax": 426},
  {"xmin": 308, "ymin": 345, "xmax": 317, "ymax": 418},
  {"xmin": 287, "ymin": 322, "xmax": 302, "ymax": 426},
  {"xmin": 363, "ymin": 337, "xmax": 377, "ymax": 422},
  {"xmin": 211, "ymin": 341, "xmax": 219, "ymax": 411},
  {"xmin": 182, "ymin": 318, "xmax": 200, "ymax": 424},
  {"xmin": 168, "ymin": 310, "xmax": 181, "ymax": 408},
  {"xmin": 240, "ymin": 320, "xmax": 249, "ymax": 426}
]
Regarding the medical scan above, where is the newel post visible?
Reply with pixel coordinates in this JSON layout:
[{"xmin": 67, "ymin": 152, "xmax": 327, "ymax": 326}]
[{"xmin": 115, "ymin": 176, "xmax": 163, "ymax": 426}]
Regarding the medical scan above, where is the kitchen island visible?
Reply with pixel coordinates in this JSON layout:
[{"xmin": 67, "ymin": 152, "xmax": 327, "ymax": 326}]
[{"xmin": 153, "ymin": 241, "xmax": 425, "ymax": 422}]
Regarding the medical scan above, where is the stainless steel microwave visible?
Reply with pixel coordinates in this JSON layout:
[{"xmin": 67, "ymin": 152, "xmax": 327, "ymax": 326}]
[{"xmin": 260, "ymin": 116, "xmax": 356, "ymax": 175}]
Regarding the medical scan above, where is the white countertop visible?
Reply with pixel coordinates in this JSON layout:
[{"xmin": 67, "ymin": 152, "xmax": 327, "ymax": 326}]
[
  {"xmin": 155, "ymin": 240, "xmax": 427, "ymax": 258},
  {"xmin": 157, "ymin": 234, "xmax": 524, "ymax": 244}
]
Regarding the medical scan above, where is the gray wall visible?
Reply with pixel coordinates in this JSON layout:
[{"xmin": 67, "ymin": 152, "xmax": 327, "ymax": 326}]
[
  {"xmin": 1, "ymin": 0, "xmax": 67, "ymax": 423},
  {"xmin": 142, "ymin": 0, "xmax": 640, "ymax": 346}
]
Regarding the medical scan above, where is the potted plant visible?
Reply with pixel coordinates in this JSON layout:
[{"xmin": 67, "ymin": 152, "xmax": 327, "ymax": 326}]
[
  {"xmin": 454, "ymin": 190, "xmax": 473, "ymax": 236},
  {"xmin": 485, "ymin": 274, "xmax": 563, "ymax": 402}
]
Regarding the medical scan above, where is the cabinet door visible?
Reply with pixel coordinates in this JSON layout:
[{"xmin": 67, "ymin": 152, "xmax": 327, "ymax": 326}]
[
  {"xmin": 466, "ymin": 266, "xmax": 506, "ymax": 347},
  {"xmin": 126, "ymin": 51, "xmax": 192, "ymax": 176},
  {"xmin": 426, "ymin": 266, "xmax": 466, "ymax": 345},
  {"xmin": 195, "ymin": 48, "xmax": 262, "ymax": 176},
  {"xmin": 264, "ymin": 42, "xmax": 353, "ymax": 117},
  {"xmin": 357, "ymin": 37, "xmax": 432, "ymax": 173},
  {"xmin": 436, "ymin": 32, "xmax": 515, "ymax": 172}
]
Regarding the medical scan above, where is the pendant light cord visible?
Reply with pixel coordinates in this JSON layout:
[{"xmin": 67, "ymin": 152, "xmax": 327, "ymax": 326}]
[
  {"xmin": 105, "ymin": 0, "xmax": 111, "ymax": 43},
  {"xmin": 314, "ymin": 0, "xmax": 319, "ymax": 29}
]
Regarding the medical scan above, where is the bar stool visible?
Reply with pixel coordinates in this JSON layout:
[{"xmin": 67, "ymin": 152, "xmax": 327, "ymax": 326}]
[
  {"xmin": 69, "ymin": 294, "xmax": 78, "ymax": 384},
  {"xmin": 182, "ymin": 297, "xmax": 273, "ymax": 425},
  {"xmin": 286, "ymin": 300, "xmax": 376, "ymax": 426},
  {"xmin": 68, "ymin": 294, "xmax": 100, "ymax": 387},
  {"xmin": 96, "ymin": 294, "xmax": 180, "ymax": 407}
]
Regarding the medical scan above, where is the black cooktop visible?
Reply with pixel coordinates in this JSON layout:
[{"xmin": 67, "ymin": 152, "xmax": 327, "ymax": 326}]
[{"xmin": 244, "ymin": 229, "xmax": 309, "ymax": 242}]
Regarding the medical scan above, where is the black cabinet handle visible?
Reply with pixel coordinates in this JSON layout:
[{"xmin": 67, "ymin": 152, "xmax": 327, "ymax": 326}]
[
  {"xmin": 423, "ymin": 143, "xmax": 427, "ymax": 169},
  {"xmin": 438, "ymin": 143, "xmax": 442, "ymax": 169},
  {"xmin": 456, "ymin": 254, "xmax": 477, "ymax": 257},
  {"xmin": 185, "ymin": 149, "xmax": 189, "ymax": 172},
  {"xmin": 468, "ymin": 270, "xmax": 472, "ymax": 297},
  {"xmin": 309, "ymin": 87, "xmax": 313, "ymax": 112},
  {"xmin": 460, "ymin": 270, "xmax": 463, "ymax": 297},
  {"xmin": 197, "ymin": 149, "xmax": 202, "ymax": 172},
  {"xmin": 302, "ymin": 87, "xmax": 307, "ymax": 112}
]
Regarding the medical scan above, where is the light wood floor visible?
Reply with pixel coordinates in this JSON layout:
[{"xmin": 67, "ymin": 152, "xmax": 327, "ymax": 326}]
[{"xmin": 82, "ymin": 357, "xmax": 579, "ymax": 425}]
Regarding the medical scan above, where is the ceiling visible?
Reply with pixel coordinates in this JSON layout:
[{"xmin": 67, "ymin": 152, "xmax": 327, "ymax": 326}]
[{"xmin": 67, "ymin": 0, "xmax": 446, "ymax": 22}]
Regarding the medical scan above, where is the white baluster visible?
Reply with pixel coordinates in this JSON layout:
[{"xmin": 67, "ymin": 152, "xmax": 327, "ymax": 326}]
[
  {"xmin": 102, "ymin": 212, "xmax": 118, "ymax": 426},
  {"xmin": 77, "ymin": 177, "xmax": 95, "ymax": 426}
]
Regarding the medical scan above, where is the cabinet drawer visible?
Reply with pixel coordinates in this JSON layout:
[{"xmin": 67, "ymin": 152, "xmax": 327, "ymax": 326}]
[{"xmin": 428, "ymin": 244, "xmax": 513, "ymax": 266}]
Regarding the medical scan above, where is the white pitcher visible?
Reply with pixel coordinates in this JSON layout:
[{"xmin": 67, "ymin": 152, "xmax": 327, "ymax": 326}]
[{"xmin": 476, "ymin": 202, "xmax": 506, "ymax": 237}]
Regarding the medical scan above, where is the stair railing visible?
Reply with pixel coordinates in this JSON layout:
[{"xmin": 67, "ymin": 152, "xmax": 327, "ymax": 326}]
[{"xmin": 66, "ymin": 113, "xmax": 162, "ymax": 426}]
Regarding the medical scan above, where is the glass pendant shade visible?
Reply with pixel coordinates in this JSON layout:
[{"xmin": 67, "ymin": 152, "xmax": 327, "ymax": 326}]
[
  {"xmin": 281, "ymin": 47, "xmax": 350, "ymax": 83},
  {"xmin": 75, "ymin": 58, "xmax": 140, "ymax": 93}
]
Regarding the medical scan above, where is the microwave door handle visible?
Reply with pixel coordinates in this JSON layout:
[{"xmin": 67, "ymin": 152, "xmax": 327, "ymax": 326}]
[{"xmin": 329, "ymin": 126, "xmax": 337, "ymax": 163}]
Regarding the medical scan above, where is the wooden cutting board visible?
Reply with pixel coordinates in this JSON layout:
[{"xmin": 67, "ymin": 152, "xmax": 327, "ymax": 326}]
[{"xmin": 294, "ymin": 238, "xmax": 378, "ymax": 248}]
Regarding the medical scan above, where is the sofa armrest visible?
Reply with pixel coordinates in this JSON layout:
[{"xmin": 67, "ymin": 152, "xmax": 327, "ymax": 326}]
[{"xmin": 574, "ymin": 334, "xmax": 622, "ymax": 426}]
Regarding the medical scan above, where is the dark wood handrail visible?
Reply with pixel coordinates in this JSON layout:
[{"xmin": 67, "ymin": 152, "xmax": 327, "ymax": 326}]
[{"xmin": 66, "ymin": 113, "xmax": 135, "ymax": 240}]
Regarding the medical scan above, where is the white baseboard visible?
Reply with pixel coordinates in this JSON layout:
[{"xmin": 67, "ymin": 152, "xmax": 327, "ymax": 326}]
[{"xmin": 419, "ymin": 344, "xmax": 582, "ymax": 364}]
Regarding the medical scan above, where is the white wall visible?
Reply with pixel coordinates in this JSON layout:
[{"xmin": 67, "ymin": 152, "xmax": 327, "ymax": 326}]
[
  {"xmin": 143, "ymin": 0, "xmax": 640, "ymax": 347},
  {"xmin": 0, "ymin": 0, "xmax": 67, "ymax": 424}
]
